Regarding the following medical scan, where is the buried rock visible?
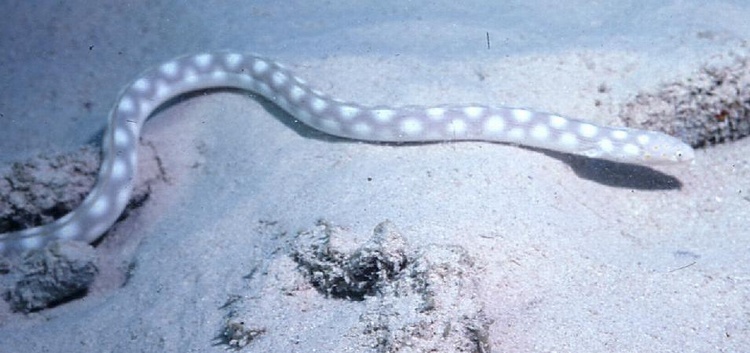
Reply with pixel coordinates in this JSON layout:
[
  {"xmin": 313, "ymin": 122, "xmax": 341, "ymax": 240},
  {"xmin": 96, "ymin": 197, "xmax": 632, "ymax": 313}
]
[
  {"xmin": 292, "ymin": 220, "xmax": 409, "ymax": 300},
  {"xmin": 292, "ymin": 220, "xmax": 492, "ymax": 353},
  {"xmin": 0, "ymin": 146, "xmax": 100, "ymax": 233},
  {"xmin": 3, "ymin": 240, "xmax": 98, "ymax": 312},
  {"xmin": 358, "ymin": 244, "xmax": 493, "ymax": 353},
  {"xmin": 620, "ymin": 54, "xmax": 750, "ymax": 148},
  {"xmin": 0, "ymin": 143, "xmax": 160, "ymax": 243}
]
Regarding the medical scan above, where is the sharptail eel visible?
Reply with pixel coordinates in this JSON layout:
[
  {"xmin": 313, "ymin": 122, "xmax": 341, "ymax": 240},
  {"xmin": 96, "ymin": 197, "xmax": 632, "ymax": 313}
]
[{"xmin": 0, "ymin": 52, "xmax": 694, "ymax": 255}]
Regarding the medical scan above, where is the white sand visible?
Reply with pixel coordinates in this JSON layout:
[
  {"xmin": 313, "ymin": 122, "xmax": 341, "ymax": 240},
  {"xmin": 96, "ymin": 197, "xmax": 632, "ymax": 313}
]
[{"xmin": 1, "ymin": 1, "xmax": 749, "ymax": 352}]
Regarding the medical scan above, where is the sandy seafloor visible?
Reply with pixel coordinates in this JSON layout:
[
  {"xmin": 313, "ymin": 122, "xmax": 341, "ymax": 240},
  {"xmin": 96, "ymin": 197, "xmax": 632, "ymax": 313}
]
[{"xmin": 1, "ymin": 1, "xmax": 750, "ymax": 352}]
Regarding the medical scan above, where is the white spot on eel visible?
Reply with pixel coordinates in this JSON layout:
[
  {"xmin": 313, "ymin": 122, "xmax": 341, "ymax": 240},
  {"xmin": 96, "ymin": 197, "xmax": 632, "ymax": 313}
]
[{"xmin": 0, "ymin": 51, "xmax": 695, "ymax": 256}]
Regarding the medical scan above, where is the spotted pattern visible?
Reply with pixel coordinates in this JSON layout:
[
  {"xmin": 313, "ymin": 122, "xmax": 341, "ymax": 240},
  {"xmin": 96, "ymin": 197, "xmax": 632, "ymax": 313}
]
[{"xmin": 0, "ymin": 52, "xmax": 695, "ymax": 255}]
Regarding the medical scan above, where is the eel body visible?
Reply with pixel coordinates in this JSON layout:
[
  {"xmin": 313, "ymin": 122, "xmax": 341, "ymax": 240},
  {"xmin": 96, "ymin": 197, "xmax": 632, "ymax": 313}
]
[{"xmin": 0, "ymin": 52, "xmax": 694, "ymax": 255}]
